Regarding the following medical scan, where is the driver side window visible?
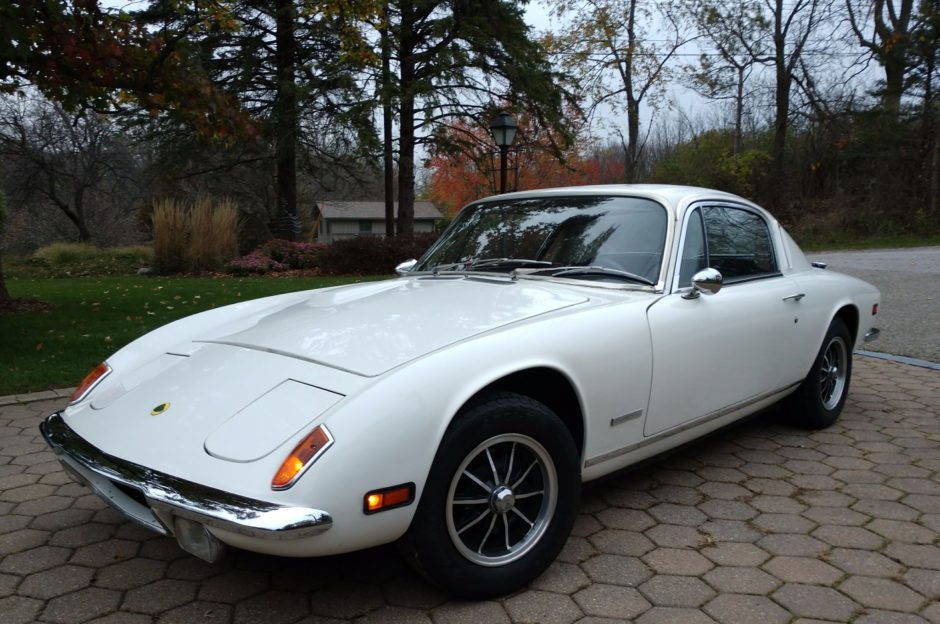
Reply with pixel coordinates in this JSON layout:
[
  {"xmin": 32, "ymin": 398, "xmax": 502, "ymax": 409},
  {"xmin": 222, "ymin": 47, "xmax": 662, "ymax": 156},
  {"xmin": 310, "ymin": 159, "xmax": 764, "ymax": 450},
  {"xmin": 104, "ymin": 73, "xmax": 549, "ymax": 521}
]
[{"xmin": 678, "ymin": 209, "xmax": 707, "ymax": 287}]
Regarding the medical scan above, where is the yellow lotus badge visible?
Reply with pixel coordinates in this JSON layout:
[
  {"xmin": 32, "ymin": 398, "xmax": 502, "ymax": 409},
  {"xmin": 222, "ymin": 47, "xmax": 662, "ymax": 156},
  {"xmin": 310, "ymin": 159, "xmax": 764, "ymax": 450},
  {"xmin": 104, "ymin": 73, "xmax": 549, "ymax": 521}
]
[{"xmin": 150, "ymin": 402, "xmax": 171, "ymax": 416}]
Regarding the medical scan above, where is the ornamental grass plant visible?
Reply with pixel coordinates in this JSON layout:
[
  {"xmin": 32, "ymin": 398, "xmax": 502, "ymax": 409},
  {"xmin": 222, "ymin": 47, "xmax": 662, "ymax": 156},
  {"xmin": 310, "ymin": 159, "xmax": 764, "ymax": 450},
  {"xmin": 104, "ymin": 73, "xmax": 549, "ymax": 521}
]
[{"xmin": 153, "ymin": 197, "xmax": 240, "ymax": 273}]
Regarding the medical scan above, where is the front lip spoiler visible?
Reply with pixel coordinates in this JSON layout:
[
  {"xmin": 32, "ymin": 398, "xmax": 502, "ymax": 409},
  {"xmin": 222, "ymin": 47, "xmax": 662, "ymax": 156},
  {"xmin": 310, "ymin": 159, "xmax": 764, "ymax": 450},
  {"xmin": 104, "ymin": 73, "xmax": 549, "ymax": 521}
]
[{"xmin": 39, "ymin": 412, "xmax": 333, "ymax": 541}]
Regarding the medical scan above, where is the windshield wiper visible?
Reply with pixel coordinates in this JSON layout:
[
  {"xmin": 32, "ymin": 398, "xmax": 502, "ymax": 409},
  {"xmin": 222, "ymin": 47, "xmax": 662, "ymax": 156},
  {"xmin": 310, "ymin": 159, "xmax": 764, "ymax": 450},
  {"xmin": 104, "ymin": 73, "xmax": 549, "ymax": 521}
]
[
  {"xmin": 428, "ymin": 258, "xmax": 551, "ymax": 274},
  {"xmin": 469, "ymin": 258, "xmax": 554, "ymax": 269},
  {"xmin": 528, "ymin": 265, "xmax": 655, "ymax": 285}
]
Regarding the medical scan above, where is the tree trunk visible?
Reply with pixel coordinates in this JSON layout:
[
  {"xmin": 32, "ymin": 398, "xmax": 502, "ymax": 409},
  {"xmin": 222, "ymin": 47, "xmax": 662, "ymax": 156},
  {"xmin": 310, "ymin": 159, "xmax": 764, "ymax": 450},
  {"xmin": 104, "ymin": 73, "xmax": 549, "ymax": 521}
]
[
  {"xmin": 771, "ymin": 6, "xmax": 790, "ymax": 211},
  {"xmin": 882, "ymin": 57, "xmax": 906, "ymax": 116},
  {"xmin": 734, "ymin": 65, "xmax": 744, "ymax": 156},
  {"xmin": 624, "ymin": 0, "xmax": 639, "ymax": 183},
  {"xmin": 0, "ymin": 251, "xmax": 9, "ymax": 303},
  {"xmin": 274, "ymin": 0, "xmax": 298, "ymax": 240},
  {"xmin": 381, "ymin": 5, "xmax": 395, "ymax": 238},
  {"xmin": 397, "ymin": 0, "xmax": 415, "ymax": 237}
]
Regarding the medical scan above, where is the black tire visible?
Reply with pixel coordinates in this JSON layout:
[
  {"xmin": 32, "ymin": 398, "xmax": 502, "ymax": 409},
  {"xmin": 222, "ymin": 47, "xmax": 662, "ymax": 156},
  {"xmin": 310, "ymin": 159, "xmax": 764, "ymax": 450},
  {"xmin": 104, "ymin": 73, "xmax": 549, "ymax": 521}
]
[
  {"xmin": 402, "ymin": 391, "xmax": 580, "ymax": 598},
  {"xmin": 788, "ymin": 318, "xmax": 853, "ymax": 429}
]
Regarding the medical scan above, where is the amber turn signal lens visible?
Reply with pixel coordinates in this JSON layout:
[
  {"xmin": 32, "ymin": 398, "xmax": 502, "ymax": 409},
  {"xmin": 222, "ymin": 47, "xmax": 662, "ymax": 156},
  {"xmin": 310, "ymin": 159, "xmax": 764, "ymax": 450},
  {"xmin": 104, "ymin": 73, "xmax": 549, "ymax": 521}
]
[
  {"xmin": 872, "ymin": 303, "xmax": 879, "ymax": 316},
  {"xmin": 68, "ymin": 362, "xmax": 111, "ymax": 405},
  {"xmin": 363, "ymin": 483, "xmax": 415, "ymax": 514},
  {"xmin": 271, "ymin": 425, "xmax": 332, "ymax": 490}
]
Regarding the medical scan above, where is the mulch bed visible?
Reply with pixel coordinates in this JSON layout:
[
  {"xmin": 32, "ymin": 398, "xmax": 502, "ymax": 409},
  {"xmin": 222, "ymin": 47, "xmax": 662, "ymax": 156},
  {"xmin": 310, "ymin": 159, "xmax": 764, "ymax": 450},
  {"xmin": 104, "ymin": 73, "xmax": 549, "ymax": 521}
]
[{"xmin": 0, "ymin": 298, "xmax": 54, "ymax": 316}]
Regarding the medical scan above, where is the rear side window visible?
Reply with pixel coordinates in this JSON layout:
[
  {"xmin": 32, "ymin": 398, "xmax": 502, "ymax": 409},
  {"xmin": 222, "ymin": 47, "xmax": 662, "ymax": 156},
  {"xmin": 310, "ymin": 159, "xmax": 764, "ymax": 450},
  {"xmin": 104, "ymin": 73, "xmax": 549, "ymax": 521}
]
[{"xmin": 678, "ymin": 205, "xmax": 778, "ymax": 287}]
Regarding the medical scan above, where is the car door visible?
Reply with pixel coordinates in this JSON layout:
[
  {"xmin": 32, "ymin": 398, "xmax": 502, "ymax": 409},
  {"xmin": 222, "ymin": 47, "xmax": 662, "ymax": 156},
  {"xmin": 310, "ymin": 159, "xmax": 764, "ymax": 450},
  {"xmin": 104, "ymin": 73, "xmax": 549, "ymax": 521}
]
[{"xmin": 644, "ymin": 204, "xmax": 804, "ymax": 437}]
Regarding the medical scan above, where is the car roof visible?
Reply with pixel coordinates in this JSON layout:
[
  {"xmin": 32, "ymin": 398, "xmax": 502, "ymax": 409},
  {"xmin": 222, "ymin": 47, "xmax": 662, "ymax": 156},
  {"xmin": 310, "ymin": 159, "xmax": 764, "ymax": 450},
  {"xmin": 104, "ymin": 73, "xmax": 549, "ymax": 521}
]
[{"xmin": 472, "ymin": 184, "xmax": 761, "ymax": 219}]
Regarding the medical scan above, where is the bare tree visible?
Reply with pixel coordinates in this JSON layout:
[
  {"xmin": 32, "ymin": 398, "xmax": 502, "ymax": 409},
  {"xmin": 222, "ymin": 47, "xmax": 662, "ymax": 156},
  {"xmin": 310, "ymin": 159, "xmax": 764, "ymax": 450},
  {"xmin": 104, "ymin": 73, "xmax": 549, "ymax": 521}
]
[
  {"xmin": 548, "ymin": 0, "xmax": 696, "ymax": 182},
  {"xmin": 0, "ymin": 96, "xmax": 140, "ymax": 243}
]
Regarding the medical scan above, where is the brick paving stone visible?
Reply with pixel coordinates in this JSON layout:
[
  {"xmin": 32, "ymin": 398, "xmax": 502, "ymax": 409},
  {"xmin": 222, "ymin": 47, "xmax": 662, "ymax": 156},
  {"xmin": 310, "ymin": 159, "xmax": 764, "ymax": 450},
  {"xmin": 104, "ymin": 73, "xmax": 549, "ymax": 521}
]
[
  {"xmin": 757, "ymin": 533, "xmax": 828, "ymax": 557},
  {"xmin": 90, "ymin": 613, "xmax": 153, "ymax": 624},
  {"xmin": 572, "ymin": 584, "xmax": 651, "ymax": 620},
  {"xmin": 0, "ymin": 595, "xmax": 44, "ymax": 624},
  {"xmin": 854, "ymin": 611, "xmax": 932, "ymax": 624},
  {"xmin": 71, "ymin": 538, "xmax": 139, "ymax": 567},
  {"xmin": 802, "ymin": 506, "xmax": 869, "ymax": 526},
  {"xmin": 904, "ymin": 569, "xmax": 940, "ymax": 600},
  {"xmin": 380, "ymin": 576, "xmax": 448, "ymax": 610},
  {"xmin": 812, "ymin": 525, "xmax": 884, "ymax": 549},
  {"xmin": 594, "ymin": 508, "xmax": 655, "ymax": 531},
  {"xmin": 647, "ymin": 503, "xmax": 707, "ymax": 526},
  {"xmin": 700, "ymin": 542, "xmax": 770, "ymax": 567},
  {"xmin": 28, "ymin": 508, "xmax": 95, "ymax": 531},
  {"xmin": 823, "ymin": 547, "xmax": 904, "ymax": 577},
  {"xmin": 432, "ymin": 600, "xmax": 510, "ymax": 624},
  {"xmin": 198, "ymin": 569, "xmax": 269, "ymax": 603},
  {"xmin": 0, "ymin": 544, "xmax": 70, "ymax": 575},
  {"xmin": 0, "ymin": 572, "xmax": 19, "ymax": 598},
  {"xmin": 868, "ymin": 518, "xmax": 938, "ymax": 543},
  {"xmin": 884, "ymin": 543, "xmax": 940, "ymax": 570},
  {"xmin": 852, "ymin": 499, "xmax": 920, "ymax": 520},
  {"xmin": 581, "ymin": 554, "xmax": 652, "ymax": 586},
  {"xmin": 504, "ymin": 590, "xmax": 582, "ymax": 624},
  {"xmin": 155, "ymin": 601, "xmax": 232, "ymax": 624},
  {"xmin": 49, "ymin": 523, "xmax": 115, "ymax": 548},
  {"xmin": 41, "ymin": 587, "xmax": 122, "ymax": 624},
  {"xmin": 762, "ymin": 556, "xmax": 842, "ymax": 585},
  {"xmin": 697, "ymin": 500, "xmax": 759, "ymax": 521},
  {"xmin": 529, "ymin": 561, "xmax": 590, "ymax": 594},
  {"xmin": 699, "ymin": 519, "xmax": 762, "ymax": 543},
  {"xmin": 752, "ymin": 513, "xmax": 817, "ymax": 533},
  {"xmin": 233, "ymin": 590, "xmax": 309, "ymax": 624},
  {"xmin": 638, "ymin": 575, "xmax": 716, "ymax": 607},
  {"xmin": 644, "ymin": 524, "xmax": 706, "ymax": 548},
  {"xmin": 588, "ymin": 529, "xmax": 654, "ymax": 556},
  {"xmin": 839, "ymin": 576, "xmax": 927, "ymax": 612},
  {"xmin": 0, "ymin": 514, "xmax": 31, "ymax": 535},
  {"xmin": 702, "ymin": 566, "xmax": 781, "ymax": 595},
  {"xmin": 556, "ymin": 536, "xmax": 595, "ymax": 564},
  {"xmin": 0, "ymin": 528, "xmax": 49, "ymax": 554},
  {"xmin": 94, "ymin": 557, "xmax": 168, "ymax": 590},
  {"xmin": 18, "ymin": 564, "xmax": 94, "ymax": 599},
  {"xmin": 123, "ymin": 578, "xmax": 198, "ymax": 614},
  {"xmin": 704, "ymin": 594, "xmax": 790, "ymax": 624},
  {"xmin": 635, "ymin": 606, "xmax": 719, "ymax": 624},
  {"xmin": 772, "ymin": 584, "xmax": 859, "ymax": 621},
  {"xmin": 571, "ymin": 514, "xmax": 603, "ymax": 537},
  {"xmin": 642, "ymin": 548, "xmax": 714, "ymax": 576},
  {"xmin": 650, "ymin": 485, "xmax": 703, "ymax": 505},
  {"xmin": 309, "ymin": 583, "xmax": 384, "ymax": 619},
  {"xmin": 921, "ymin": 602, "xmax": 940, "ymax": 624}
]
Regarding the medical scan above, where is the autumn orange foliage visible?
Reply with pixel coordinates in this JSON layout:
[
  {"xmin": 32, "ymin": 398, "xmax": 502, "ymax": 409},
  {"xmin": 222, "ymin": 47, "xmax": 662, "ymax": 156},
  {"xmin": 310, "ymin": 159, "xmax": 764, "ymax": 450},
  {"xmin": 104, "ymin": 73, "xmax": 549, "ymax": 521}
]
[{"xmin": 426, "ymin": 117, "xmax": 625, "ymax": 215}]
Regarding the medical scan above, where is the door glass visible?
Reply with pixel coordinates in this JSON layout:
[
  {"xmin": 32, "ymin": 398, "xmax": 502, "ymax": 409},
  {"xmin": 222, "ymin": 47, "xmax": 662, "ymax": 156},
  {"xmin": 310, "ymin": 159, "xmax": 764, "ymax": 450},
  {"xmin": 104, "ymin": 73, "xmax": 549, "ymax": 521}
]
[{"xmin": 702, "ymin": 207, "xmax": 777, "ymax": 281}]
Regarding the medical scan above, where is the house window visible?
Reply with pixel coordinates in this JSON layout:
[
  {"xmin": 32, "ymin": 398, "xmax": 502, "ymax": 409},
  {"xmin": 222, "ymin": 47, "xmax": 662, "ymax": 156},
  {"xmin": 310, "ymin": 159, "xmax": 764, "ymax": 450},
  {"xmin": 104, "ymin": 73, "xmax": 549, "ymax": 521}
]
[{"xmin": 358, "ymin": 220, "xmax": 373, "ymax": 234}]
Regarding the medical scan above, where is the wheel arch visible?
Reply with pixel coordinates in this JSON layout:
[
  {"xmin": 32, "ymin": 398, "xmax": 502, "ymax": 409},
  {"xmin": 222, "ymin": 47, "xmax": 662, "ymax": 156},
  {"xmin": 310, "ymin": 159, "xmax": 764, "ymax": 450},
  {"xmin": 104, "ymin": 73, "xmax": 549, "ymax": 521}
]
[
  {"xmin": 834, "ymin": 303, "xmax": 859, "ymax": 346},
  {"xmin": 461, "ymin": 367, "xmax": 586, "ymax": 461}
]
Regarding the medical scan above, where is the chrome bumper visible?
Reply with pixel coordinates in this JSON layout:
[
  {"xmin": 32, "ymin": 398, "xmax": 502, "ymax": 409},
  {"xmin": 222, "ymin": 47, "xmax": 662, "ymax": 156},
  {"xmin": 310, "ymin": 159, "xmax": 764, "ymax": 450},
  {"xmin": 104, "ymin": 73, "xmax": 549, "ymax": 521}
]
[
  {"xmin": 40, "ymin": 412, "xmax": 332, "ymax": 560},
  {"xmin": 864, "ymin": 328, "xmax": 881, "ymax": 343}
]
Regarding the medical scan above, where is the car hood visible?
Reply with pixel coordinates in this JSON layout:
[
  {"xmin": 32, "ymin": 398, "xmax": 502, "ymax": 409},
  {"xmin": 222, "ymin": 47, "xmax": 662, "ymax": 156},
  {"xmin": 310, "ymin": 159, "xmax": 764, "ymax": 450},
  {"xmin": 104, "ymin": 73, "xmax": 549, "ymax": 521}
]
[{"xmin": 198, "ymin": 276, "xmax": 591, "ymax": 377}]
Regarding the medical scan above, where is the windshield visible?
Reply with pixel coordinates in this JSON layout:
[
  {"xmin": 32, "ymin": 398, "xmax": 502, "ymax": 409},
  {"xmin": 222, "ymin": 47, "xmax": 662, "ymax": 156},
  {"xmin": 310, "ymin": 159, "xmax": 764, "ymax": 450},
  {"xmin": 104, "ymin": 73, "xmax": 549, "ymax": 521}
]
[{"xmin": 415, "ymin": 195, "xmax": 668, "ymax": 284}]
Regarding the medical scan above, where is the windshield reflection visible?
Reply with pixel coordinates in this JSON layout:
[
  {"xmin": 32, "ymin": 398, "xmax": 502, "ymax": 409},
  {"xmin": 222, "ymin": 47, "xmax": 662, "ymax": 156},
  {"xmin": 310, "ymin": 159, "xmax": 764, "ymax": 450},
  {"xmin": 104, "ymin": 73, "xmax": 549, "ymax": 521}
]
[{"xmin": 416, "ymin": 196, "xmax": 667, "ymax": 284}]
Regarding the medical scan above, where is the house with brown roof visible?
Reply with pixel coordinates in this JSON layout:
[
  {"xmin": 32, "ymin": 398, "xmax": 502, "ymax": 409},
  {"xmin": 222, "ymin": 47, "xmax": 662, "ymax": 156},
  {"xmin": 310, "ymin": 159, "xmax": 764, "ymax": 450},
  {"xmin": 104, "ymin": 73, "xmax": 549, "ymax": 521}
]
[{"xmin": 312, "ymin": 201, "xmax": 444, "ymax": 244}]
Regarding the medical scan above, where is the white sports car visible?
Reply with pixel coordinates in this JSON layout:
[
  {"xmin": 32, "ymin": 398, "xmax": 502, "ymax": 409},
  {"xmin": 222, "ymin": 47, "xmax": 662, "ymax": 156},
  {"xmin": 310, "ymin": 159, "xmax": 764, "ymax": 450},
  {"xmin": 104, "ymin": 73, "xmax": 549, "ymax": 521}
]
[{"xmin": 42, "ymin": 185, "xmax": 881, "ymax": 597}]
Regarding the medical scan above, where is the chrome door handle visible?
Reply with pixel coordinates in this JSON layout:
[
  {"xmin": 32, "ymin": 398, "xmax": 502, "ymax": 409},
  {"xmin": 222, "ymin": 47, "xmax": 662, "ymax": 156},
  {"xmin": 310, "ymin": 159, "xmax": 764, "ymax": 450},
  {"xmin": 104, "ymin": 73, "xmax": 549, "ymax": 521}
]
[{"xmin": 782, "ymin": 293, "xmax": 805, "ymax": 302}]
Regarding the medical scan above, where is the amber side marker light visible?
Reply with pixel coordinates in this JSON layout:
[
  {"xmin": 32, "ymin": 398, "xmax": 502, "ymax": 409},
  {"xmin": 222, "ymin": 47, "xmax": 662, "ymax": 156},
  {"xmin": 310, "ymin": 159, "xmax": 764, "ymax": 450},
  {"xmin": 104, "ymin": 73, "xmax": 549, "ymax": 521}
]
[
  {"xmin": 872, "ymin": 303, "xmax": 879, "ymax": 315},
  {"xmin": 68, "ymin": 362, "xmax": 112, "ymax": 405},
  {"xmin": 364, "ymin": 483, "xmax": 415, "ymax": 514},
  {"xmin": 271, "ymin": 425, "xmax": 333, "ymax": 490}
]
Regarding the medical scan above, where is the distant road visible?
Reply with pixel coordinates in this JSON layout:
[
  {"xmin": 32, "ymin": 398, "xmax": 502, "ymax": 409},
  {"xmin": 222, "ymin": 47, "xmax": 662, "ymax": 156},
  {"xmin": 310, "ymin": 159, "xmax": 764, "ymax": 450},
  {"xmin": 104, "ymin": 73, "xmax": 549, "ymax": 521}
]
[{"xmin": 807, "ymin": 246, "xmax": 940, "ymax": 363}]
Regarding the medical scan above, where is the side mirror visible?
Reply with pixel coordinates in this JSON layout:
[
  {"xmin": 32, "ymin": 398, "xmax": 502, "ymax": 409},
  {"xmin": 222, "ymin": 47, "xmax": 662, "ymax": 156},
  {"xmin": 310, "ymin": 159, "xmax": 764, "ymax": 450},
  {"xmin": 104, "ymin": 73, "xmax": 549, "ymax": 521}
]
[
  {"xmin": 395, "ymin": 259, "xmax": 418, "ymax": 276},
  {"xmin": 682, "ymin": 268, "xmax": 723, "ymax": 300}
]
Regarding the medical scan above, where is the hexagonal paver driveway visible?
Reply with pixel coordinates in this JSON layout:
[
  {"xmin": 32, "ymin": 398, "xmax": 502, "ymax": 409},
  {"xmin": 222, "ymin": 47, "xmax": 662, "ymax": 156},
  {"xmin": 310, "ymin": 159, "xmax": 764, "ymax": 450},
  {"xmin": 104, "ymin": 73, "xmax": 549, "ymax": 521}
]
[{"xmin": 1, "ymin": 355, "xmax": 939, "ymax": 624}]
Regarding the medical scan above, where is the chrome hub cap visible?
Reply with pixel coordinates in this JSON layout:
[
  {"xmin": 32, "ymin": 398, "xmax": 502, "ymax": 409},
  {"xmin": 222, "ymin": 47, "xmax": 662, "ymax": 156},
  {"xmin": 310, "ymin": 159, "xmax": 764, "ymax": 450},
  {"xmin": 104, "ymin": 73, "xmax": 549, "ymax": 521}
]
[
  {"xmin": 446, "ymin": 433, "xmax": 557, "ymax": 567},
  {"xmin": 491, "ymin": 486, "xmax": 516, "ymax": 514}
]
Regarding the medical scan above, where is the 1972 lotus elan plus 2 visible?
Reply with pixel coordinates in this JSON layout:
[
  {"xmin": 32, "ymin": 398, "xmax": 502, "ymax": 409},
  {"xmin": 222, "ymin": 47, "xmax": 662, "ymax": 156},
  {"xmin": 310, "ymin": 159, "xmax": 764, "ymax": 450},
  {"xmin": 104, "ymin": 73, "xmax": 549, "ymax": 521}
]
[{"xmin": 41, "ymin": 185, "xmax": 880, "ymax": 596}]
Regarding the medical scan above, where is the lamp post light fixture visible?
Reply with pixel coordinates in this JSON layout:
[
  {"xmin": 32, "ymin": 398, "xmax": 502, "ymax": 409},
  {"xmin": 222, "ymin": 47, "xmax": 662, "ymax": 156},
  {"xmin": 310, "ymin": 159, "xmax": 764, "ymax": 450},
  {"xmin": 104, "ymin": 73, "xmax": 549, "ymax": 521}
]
[{"xmin": 489, "ymin": 112, "xmax": 518, "ymax": 194}]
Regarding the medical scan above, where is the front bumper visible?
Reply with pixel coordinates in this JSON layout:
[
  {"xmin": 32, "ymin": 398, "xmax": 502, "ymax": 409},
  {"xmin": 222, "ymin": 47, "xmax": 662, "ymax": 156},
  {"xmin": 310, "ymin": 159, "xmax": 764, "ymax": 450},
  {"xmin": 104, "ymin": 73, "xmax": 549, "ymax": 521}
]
[{"xmin": 40, "ymin": 412, "xmax": 332, "ymax": 561}]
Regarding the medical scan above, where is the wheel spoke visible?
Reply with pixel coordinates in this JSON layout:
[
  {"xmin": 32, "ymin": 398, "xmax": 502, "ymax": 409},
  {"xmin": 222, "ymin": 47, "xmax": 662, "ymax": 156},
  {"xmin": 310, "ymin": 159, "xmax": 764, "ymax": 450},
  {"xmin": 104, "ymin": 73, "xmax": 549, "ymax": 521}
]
[
  {"xmin": 514, "ymin": 489, "xmax": 544, "ymax": 500},
  {"xmin": 512, "ymin": 459, "xmax": 539, "ymax": 489},
  {"xmin": 477, "ymin": 514, "xmax": 497, "ymax": 553},
  {"xmin": 505, "ymin": 442, "xmax": 516, "ymax": 484},
  {"xmin": 485, "ymin": 448, "xmax": 500, "ymax": 484},
  {"xmin": 511, "ymin": 506, "xmax": 534, "ymax": 527},
  {"xmin": 463, "ymin": 469, "xmax": 492, "ymax": 493},
  {"xmin": 502, "ymin": 514, "xmax": 511, "ymax": 551},
  {"xmin": 457, "ymin": 507, "xmax": 491, "ymax": 535},
  {"xmin": 453, "ymin": 497, "xmax": 489, "ymax": 505}
]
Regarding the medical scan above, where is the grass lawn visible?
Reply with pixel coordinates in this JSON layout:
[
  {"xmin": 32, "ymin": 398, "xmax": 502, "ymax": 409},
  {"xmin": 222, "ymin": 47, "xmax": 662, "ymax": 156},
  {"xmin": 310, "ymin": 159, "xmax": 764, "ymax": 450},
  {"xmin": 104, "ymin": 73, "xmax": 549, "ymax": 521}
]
[{"xmin": 1, "ymin": 274, "xmax": 386, "ymax": 396}]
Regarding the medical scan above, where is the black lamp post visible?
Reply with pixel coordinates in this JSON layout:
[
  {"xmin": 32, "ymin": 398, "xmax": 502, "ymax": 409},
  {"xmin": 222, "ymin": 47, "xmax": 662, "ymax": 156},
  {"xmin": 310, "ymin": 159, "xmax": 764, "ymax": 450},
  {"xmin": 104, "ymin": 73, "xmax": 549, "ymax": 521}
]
[{"xmin": 489, "ymin": 112, "xmax": 518, "ymax": 193}]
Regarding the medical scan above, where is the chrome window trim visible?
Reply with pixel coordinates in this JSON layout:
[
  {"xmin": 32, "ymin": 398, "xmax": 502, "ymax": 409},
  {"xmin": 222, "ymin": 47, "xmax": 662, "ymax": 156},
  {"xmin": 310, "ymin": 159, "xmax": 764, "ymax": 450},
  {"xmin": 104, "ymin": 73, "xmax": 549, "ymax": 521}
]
[{"xmin": 670, "ymin": 201, "xmax": 781, "ymax": 294}]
